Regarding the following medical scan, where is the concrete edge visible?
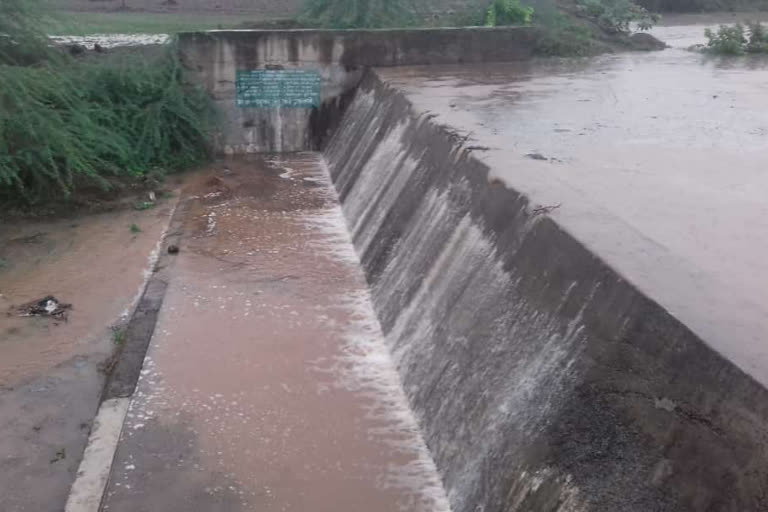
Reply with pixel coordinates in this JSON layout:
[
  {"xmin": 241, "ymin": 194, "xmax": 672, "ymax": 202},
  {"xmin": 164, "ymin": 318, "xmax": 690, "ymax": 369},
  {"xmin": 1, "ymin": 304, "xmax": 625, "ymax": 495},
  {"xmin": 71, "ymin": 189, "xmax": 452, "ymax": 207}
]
[
  {"xmin": 102, "ymin": 196, "xmax": 187, "ymax": 400},
  {"xmin": 64, "ymin": 398, "xmax": 130, "ymax": 512},
  {"xmin": 64, "ymin": 193, "xmax": 189, "ymax": 511}
]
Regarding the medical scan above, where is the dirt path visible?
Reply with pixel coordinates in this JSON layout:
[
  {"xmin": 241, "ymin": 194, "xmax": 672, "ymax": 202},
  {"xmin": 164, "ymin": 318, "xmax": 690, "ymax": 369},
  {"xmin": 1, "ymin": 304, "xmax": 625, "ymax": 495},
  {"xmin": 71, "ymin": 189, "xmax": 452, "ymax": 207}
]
[
  {"xmin": 102, "ymin": 154, "xmax": 449, "ymax": 512},
  {"xmin": 0, "ymin": 199, "xmax": 176, "ymax": 512}
]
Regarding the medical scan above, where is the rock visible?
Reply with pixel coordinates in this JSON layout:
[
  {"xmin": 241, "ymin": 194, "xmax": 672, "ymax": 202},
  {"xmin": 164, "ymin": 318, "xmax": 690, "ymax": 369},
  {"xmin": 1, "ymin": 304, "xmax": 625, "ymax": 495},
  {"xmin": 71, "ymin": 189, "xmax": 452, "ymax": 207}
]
[
  {"xmin": 629, "ymin": 32, "xmax": 667, "ymax": 51},
  {"xmin": 526, "ymin": 153, "xmax": 549, "ymax": 161},
  {"xmin": 67, "ymin": 44, "xmax": 87, "ymax": 56},
  {"xmin": 168, "ymin": 245, "xmax": 180, "ymax": 255}
]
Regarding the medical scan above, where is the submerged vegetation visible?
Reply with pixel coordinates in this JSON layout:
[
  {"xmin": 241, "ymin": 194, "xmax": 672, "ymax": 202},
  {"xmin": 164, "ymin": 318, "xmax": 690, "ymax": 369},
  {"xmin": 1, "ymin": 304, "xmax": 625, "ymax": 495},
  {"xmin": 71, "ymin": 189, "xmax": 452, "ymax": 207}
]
[
  {"xmin": 704, "ymin": 21, "xmax": 768, "ymax": 53},
  {"xmin": 0, "ymin": 0, "xmax": 213, "ymax": 206}
]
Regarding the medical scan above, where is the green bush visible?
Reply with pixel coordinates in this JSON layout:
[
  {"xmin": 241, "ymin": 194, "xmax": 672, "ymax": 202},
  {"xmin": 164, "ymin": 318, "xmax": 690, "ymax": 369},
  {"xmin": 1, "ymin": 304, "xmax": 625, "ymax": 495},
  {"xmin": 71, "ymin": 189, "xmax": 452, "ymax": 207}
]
[
  {"xmin": 0, "ymin": 50, "xmax": 213, "ymax": 203},
  {"xmin": 746, "ymin": 21, "xmax": 768, "ymax": 52},
  {"xmin": 534, "ymin": 12, "xmax": 596, "ymax": 55},
  {"xmin": 299, "ymin": 0, "xmax": 416, "ymax": 28},
  {"xmin": 705, "ymin": 24, "xmax": 746, "ymax": 54},
  {"xmin": 705, "ymin": 22, "xmax": 768, "ymax": 54},
  {"xmin": 576, "ymin": 0, "xmax": 659, "ymax": 33},
  {"xmin": 484, "ymin": 0, "xmax": 535, "ymax": 26},
  {"xmin": 0, "ymin": 0, "xmax": 52, "ymax": 65}
]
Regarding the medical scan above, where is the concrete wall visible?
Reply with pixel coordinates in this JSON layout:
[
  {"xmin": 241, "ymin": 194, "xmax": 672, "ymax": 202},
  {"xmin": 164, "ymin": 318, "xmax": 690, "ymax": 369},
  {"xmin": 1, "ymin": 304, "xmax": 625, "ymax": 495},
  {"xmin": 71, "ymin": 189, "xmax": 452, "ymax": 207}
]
[
  {"xmin": 178, "ymin": 27, "xmax": 537, "ymax": 153},
  {"xmin": 324, "ymin": 71, "xmax": 768, "ymax": 511}
]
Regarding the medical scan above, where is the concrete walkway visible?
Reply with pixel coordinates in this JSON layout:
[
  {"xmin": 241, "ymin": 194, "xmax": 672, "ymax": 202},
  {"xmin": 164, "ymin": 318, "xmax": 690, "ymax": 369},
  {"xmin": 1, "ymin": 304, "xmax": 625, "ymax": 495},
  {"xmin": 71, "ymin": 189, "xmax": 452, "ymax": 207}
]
[{"xmin": 101, "ymin": 154, "xmax": 449, "ymax": 512}]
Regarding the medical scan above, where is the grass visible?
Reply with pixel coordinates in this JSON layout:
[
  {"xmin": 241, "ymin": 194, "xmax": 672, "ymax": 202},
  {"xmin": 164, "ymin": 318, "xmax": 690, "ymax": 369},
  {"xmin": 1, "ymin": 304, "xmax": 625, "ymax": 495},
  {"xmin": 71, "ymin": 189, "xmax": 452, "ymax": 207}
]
[
  {"xmin": 129, "ymin": 223, "xmax": 141, "ymax": 233},
  {"xmin": 111, "ymin": 326, "xmax": 125, "ymax": 345},
  {"xmin": 44, "ymin": 11, "xmax": 281, "ymax": 35},
  {"xmin": 133, "ymin": 201, "xmax": 156, "ymax": 211}
]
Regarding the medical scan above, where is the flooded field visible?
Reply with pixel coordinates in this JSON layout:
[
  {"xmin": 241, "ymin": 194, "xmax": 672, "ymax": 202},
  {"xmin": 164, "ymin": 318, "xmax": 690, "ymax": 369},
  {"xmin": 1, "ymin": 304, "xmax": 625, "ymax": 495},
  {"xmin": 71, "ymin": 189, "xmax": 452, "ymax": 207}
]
[{"xmin": 377, "ymin": 18, "xmax": 768, "ymax": 384}]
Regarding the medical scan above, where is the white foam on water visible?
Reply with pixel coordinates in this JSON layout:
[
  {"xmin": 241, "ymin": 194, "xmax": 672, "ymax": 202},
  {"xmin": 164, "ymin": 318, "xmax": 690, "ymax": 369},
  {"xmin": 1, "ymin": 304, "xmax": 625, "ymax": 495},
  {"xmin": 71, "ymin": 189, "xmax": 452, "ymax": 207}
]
[
  {"xmin": 300, "ymin": 155, "xmax": 453, "ymax": 512},
  {"xmin": 49, "ymin": 34, "xmax": 170, "ymax": 49},
  {"xmin": 120, "ymin": 197, "xmax": 179, "ymax": 320}
]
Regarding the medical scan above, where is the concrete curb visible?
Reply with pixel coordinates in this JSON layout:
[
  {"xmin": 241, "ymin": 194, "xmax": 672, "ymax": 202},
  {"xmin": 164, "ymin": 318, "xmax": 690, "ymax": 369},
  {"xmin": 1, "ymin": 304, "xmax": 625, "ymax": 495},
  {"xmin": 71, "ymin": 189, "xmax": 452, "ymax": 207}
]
[
  {"xmin": 64, "ymin": 399, "xmax": 130, "ymax": 512},
  {"xmin": 104, "ymin": 197, "xmax": 187, "ymax": 400},
  {"xmin": 64, "ymin": 195, "xmax": 189, "ymax": 511}
]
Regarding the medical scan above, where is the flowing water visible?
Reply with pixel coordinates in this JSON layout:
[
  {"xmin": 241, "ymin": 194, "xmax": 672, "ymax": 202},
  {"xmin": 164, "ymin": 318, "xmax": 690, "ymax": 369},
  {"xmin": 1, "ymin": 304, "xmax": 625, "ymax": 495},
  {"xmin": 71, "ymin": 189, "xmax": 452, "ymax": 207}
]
[{"xmin": 375, "ymin": 17, "xmax": 768, "ymax": 384}]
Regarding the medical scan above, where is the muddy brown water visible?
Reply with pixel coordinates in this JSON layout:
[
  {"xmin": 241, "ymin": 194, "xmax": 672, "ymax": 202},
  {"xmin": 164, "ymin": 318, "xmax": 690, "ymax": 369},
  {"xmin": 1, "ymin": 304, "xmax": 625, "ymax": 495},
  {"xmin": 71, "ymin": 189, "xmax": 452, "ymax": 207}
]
[
  {"xmin": 102, "ymin": 155, "xmax": 449, "ymax": 512},
  {"xmin": 376, "ymin": 18, "xmax": 768, "ymax": 384},
  {"xmin": 0, "ymin": 204, "xmax": 174, "ymax": 388},
  {"xmin": 0, "ymin": 198, "xmax": 177, "ymax": 512}
]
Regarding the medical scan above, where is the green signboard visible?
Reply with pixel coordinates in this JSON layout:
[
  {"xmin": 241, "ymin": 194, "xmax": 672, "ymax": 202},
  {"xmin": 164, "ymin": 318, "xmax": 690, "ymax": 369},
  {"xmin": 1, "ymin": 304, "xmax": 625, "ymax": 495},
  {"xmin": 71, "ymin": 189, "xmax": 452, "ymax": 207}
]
[{"xmin": 235, "ymin": 70, "xmax": 321, "ymax": 108}]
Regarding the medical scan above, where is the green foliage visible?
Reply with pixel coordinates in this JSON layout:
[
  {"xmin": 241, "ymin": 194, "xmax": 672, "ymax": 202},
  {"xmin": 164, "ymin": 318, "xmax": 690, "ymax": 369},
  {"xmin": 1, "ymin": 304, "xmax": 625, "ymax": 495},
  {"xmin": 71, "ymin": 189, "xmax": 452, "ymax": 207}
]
[
  {"xmin": 746, "ymin": 21, "xmax": 768, "ymax": 52},
  {"xmin": 0, "ymin": 49, "xmax": 213, "ymax": 203},
  {"xmin": 111, "ymin": 326, "xmax": 125, "ymax": 345},
  {"xmin": 534, "ymin": 12, "xmax": 596, "ymax": 55},
  {"xmin": 134, "ymin": 201, "xmax": 156, "ymax": 211},
  {"xmin": 299, "ymin": 0, "xmax": 417, "ymax": 28},
  {"xmin": 129, "ymin": 224, "xmax": 141, "ymax": 234},
  {"xmin": 484, "ymin": 0, "xmax": 535, "ymax": 26},
  {"xmin": 0, "ymin": 0, "xmax": 53, "ymax": 65},
  {"xmin": 576, "ymin": 0, "xmax": 659, "ymax": 33},
  {"xmin": 441, "ymin": 8, "xmax": 488, "ymax": 27},
  {"xmin": 705, "ymin": 24, "xmax": 746, "ymax": 54},
  {"xmin": 705, "ymin": 22, "xmax": 768, "ymax": 54}
]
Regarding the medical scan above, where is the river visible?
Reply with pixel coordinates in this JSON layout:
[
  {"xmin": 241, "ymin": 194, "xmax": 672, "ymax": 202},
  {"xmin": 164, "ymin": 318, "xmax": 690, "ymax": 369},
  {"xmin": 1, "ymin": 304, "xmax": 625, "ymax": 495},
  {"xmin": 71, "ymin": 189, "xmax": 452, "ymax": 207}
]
[{"xmin": 376, "ymin": 15, "xmax": 768, "ymax": 385}]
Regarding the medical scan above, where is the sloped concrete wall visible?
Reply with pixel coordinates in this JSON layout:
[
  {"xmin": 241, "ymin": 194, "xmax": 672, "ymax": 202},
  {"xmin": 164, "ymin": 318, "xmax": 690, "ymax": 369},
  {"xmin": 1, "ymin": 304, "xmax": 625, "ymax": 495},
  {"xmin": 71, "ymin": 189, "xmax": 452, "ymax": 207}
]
[
  {"xmin": 324, "ymin": 71, "xmax": 768, "ymax": 511},
  {"xmin": 177, "ymin": 27, "xmax": 537, "ymax": 153}
]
